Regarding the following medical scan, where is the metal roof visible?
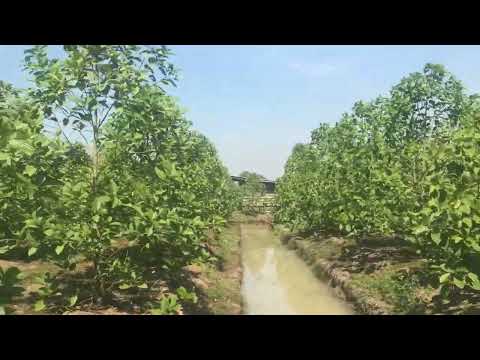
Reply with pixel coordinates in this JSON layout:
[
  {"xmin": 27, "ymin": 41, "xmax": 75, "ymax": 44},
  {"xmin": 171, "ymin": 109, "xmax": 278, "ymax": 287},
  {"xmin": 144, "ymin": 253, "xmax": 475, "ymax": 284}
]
[{"xmin": 230, "ymin": 175, "xmax": 275, "ymax": 184}]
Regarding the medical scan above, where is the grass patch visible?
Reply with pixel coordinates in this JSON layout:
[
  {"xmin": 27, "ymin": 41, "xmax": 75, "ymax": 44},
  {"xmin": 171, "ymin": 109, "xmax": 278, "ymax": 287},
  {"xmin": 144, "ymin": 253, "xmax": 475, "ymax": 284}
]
[
  {"xmin": 309, "ymin": 237, "xmax": 352, "ymax": 259},
  {"xmin": 2, "ymin": 223, "xmax": 243, "ymax": 315},
  {"xmin": 202, "ymin": 268, "xmax": 241, "ymax": 315},
  {"xmin": 277, "ymin": 227, "xmax": 434, "ymax": 313},
  {"xmin": 190, "ymin": 223, "xmax": 243, "ymax": 315},
  {"xmin": 351, "ymin": 267, "xmax": 433, "ymax": 314}
]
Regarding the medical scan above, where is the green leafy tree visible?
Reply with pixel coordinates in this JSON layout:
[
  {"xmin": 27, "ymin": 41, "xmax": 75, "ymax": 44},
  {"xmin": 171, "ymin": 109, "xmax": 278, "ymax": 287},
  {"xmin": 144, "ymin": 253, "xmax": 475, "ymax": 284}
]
[
  {"xmin": 0, "ymin": 266, "xmax": 24, "ymax": 315},
  {"xmin": 0, "ymin": 46, "xmax": 238, "ymax": 313},
  {"xmin": 239, "ymin": 171, "xmax": 266, "ymax": 195},
  {"xmin": 276, "ymin": 63, "xmax": 480, "ymax": 294},
  {"xmin": 387, "ymin": 63, "xmax": 474, "ymax": 147},
  {"xmin": 18, "ymin": 46, "xmax": 178, "ymax": 301},
  {"xmin": 237, "ymin": 171, "xmax": 268, "ymax": 215},
  {"xmin": 0, "ymin": 87, "xmax": 69, "ymax": 256},
  {"xmin": 0, "ymin": 81, "xmax": 19, "ymax": 99}
]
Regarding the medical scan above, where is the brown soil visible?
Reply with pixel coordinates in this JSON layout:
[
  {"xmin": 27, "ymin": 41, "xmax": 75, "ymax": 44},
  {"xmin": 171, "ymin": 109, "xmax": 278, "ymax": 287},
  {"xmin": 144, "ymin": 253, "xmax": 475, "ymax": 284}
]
[
  {"xmin": 278, "ymin": 228, "xmax": 480, "ymax": 315},
  {"xmin": 1, "ymin": 257, "xmax": 175, "ymax": 315},
  {"xmin": 278, "ymin": 230, "xmax": 424, "ymax": 314},
  {"xmin": 184, "ymin": 222, "xmax": 243, "ymax": 315}
]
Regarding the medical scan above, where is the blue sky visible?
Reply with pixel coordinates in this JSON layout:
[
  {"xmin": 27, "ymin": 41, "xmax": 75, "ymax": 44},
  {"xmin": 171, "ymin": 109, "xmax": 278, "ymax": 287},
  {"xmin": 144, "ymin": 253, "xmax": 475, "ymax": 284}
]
[{"xmin": 1, "ymin": 45, "xmax": 480, "ymax": 179}]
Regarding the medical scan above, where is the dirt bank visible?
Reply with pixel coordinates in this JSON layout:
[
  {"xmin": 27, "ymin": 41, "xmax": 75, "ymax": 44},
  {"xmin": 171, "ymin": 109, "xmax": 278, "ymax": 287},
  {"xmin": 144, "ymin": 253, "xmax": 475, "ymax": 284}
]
[
  {"xmin": 185, "ymin": 222, "xmax": 243, "ymax": 315},
  {"xmin": 275, "ymin": 227, "xmax": 431, "ymax": 314},
  {"xmin": 275, "ymin": 227, "xmax": 480, "ymax": 315}
]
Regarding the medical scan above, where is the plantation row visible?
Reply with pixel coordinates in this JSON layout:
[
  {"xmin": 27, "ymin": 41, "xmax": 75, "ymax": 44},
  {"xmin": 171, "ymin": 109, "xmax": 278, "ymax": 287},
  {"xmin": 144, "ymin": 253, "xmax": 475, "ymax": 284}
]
[
  {"xmin": 275, "ymin": 64, "xmax": 480, "ymax": 293},
  {"xmin": 0, "ymin": 46, "xmax": 240, "ymax": 314}
]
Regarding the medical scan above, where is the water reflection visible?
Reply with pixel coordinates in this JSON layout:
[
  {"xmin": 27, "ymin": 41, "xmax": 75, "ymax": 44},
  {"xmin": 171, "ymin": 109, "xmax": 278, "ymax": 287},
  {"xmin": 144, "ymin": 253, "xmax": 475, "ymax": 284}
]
[{"xmin": 241, "ymin": 224, "xmax": 352, "ymax": 315}]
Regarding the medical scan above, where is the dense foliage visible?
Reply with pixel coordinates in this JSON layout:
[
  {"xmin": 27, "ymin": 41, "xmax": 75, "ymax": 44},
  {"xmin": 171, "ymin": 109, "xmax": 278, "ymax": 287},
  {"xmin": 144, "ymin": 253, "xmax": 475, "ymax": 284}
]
[
  {"xmin": 235, "ymin": 171, "xmax": 268, "ymax": 215},
  {"xmin": 0, "ymin": 46, "xmax": 237, "ymax": 313},
  {"xmin": 276, "ymin": 64, "xmax": 480, "ymax": 292},
  {"xmin": 239, "ymin": 171, "xmax": 267, "ymax": 194}
]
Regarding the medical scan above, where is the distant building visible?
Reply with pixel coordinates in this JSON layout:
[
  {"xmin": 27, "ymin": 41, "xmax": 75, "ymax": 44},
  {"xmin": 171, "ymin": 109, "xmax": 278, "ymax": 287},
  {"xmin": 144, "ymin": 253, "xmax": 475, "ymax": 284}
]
[
  {"xmin": 230, "ymin": 175, "xmax": 246, "ymax": 185},
  {"xmin": 230, "ymin": 175, "xmax": 276, "ymax": 193},
  {"xmin": 260, "ymin": 180, "xmax": 276, "ymax": 193}
]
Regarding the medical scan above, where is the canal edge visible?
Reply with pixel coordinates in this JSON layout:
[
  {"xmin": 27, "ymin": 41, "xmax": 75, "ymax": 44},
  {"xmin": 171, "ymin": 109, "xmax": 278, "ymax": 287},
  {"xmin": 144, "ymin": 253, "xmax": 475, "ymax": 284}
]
[{"xmin": 279, "ymin": 233, "xmax": 393, "ymax": 315}]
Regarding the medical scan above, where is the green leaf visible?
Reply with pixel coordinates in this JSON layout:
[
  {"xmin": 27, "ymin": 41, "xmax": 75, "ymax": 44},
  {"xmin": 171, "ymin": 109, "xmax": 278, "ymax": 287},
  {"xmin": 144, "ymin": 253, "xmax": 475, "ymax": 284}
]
[
  {"xmin": 118, "ymin": 284, "xmax": 131, "ymax": 290},
  {"xmin": 0, "ymin": 152, "xmax": 11, "ymax": 162},
  {"xmin": 0, "ymin": 306, "xmax": 5, "ymax": 315},
  {"xmin": 93, "ymin": 195, "xmax": 110, "ymax": 212},
  {"xmin": 44, "ymin": 229, "xmax": 55, "ymax": 237},
  {"xmin": 34, "ymin": 300, "xmax": 46, "ymax": 312},
  {"xmin": 468, "ymin": 273, "xmax": 480, "ymax": 290},
  {"xmin": 151, "ymin": 308, "xmax": 163, "ymax": 315},
  {"xmin": 24, "ymin": 165, "xmax": 37, "ymax": 177},
  {"xmin": 124, "ymin": 204, "xmax": 144, "ymax": 217},
  {"xmin": 471, "ymin": 242, "xmax": 480, "ymax": 252},
  {"xmin": 183, "ymin": 228, "xmax": 194, "ymax": 236},
  {"xmin": 28, "ymin": 247, "xmax": 38, "ymax": 257},
  {"xmin": 55, "ymin": 245, "xmax": 65, "ymax": 255},
  {"xmin": 154, "ymin": 167, "xmax": 165, "ymax": 179},
  {"xmin": 452, "ymin": 235, "xmax": 463, "ymax": 244},
  {"xmin": 467, "ymin": 272, "xmax": 479, "ymax": 282},
  {"xmin": 453, "ymin": 277, "xmax": 465, "ymax": 289},
  {"xmin": 459, "ymin": 204, "xmax": 471, "ymax": 215},
  {"xmin": 439, "ymin": 273, "xmax": 450, "ymax": 283},
  {"xmin": 0, "ymin": 245, "xmax": 14, "ymax": 255},
  {"xmin": 413, "ymin": 225, "xmax": 429, "ymax": 235},
  {"xmin": 69, "ymin": 295, "xmax": 78, "ymax": 307},
  {"xmin": 431, "ymin": 232, "xmax": 441, "ymax": 245},
  {"xmin": 137, "ymin": 283, "xmax": 148, "ymax": 289},
  {"xmin": 9, "ymin": 139, "xmax": 34, "ymax": 156}
]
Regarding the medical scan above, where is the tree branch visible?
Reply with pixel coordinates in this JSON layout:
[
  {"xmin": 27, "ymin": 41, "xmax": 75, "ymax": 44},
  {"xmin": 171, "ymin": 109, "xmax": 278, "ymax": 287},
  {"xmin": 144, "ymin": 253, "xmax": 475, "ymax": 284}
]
[
  {"xmin": 76, "ymin": 129, "xmax": 90, "ymax": 145},
  {"xmin": 98, "ymin": 101, "xmax": 114, "ymax": 128},
  {"xmin": 57, "ymin": 121, "xmax": 73, "ymax": 146}
]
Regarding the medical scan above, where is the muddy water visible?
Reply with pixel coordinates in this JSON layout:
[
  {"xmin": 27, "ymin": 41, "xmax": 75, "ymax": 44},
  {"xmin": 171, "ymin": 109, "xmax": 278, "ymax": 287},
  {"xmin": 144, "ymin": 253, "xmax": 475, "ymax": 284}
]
[{"xmin": 241, "ymin": 224, "xmax": 353, "ymax": 315}]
